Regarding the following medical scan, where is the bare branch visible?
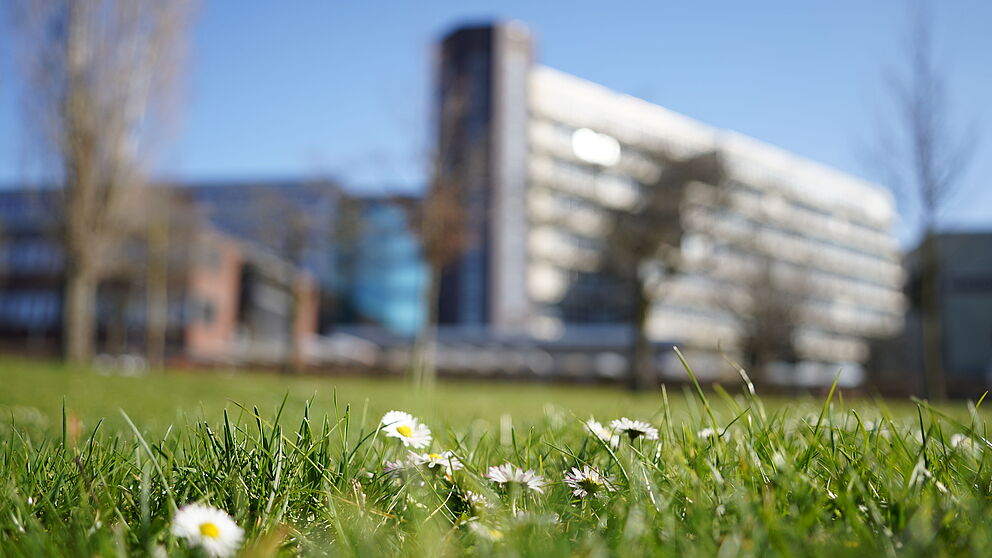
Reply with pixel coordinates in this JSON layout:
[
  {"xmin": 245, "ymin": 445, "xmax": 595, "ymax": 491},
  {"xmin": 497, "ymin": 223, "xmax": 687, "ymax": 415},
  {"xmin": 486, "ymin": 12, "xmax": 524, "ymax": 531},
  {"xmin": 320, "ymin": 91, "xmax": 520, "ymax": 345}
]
[
  {"xmin": 870, "ymin": 0, "xmax": 976, "ymax": 400},
  {"xmin": 12, "ymin": 0, "xmax": 195, "ymax": 362}
]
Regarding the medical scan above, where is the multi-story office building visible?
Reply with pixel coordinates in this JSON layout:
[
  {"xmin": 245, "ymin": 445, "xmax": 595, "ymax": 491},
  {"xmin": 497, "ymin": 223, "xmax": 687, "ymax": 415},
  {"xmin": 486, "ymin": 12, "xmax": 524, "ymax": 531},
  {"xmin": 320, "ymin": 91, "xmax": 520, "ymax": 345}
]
[
  {"xmin": 435, "ymin": 22, "xmax": 905, "ymax": 381},
  {"xmin": 0, "ymin": 189, "xmax": 319, "ymax": 362},
  {"xmin": 879, "ymin": 233, "xmax": 992, "ymax": 396},
  {"xmin": 0, "ymin": 179, "xmax": 429, "ymax": 365},
  {"xmin": 925, "ymin": 234, "xmax": 992, "ymax": 388},
  {"xmin": 184, "ymin": 180, "xmax": 340, "ymax": 331}
]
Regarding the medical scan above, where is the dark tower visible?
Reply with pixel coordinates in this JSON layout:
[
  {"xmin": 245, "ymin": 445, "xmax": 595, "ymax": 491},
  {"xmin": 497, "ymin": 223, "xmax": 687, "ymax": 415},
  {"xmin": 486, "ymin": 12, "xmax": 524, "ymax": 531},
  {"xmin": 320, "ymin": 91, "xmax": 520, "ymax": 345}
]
[{"xmin": 434, "ymin": 22, "xmax": 534, "ymax": 332}]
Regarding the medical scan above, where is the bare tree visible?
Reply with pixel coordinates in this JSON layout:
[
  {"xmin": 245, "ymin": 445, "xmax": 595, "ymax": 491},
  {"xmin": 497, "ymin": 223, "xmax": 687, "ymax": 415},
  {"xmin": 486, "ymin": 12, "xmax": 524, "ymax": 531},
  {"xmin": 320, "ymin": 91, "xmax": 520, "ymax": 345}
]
[
  {"xmin": 406, "ymin": 84, "xmax": 476, "ymax": 389},
  {"xmin": 271, "ymin": 192, "xmax": 312, "ymax": 374},
  {"xmin": 12, "ymin": 0, "xmax": 194, "ymax": 364},
  {"xmin": 719, "ymin": 257, "xmax": 812, "ymax": 384},
  {"xmin": 95, "ymin": 186, "xmax": 201, "ymax": 365},
  {"xmin": 143, "ymin": 187, "xmax": 171, "ymax": 369},
  {"xmin": 142, "ymin": 186, "xmax": 204, "ymax": 369},
  {"xmin": 603, "ymin": 151, "xmax": 725, "ymax": 391},
  {"xmin": 327, "ymin": 193, "xmax": 365, "ymax": 326},
  {"xmin": 874, "ymin": 2, "xmax": 977, "ymax": 400},
  {"xmin": 243, "ymin": 182, "xmax": 335, "ymax": 373},
  {"xmin": 409, "ymin": 173, "xmax": 471, "ymax": 389}
]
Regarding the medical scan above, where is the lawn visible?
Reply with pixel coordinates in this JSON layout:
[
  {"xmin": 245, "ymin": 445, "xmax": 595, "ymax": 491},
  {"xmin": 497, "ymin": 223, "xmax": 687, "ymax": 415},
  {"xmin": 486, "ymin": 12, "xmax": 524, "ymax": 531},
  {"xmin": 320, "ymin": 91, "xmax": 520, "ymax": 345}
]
[
  {"xmin": 0, "ymin": 356, "xmax": 739, "ymax": 436},
  {"xmin": 1, "ymin": 356, "xmax": 990, "ymax": 557},
  {"xmin": 0, "ymin": 356, "xmax": 936, "ymax": 436}
]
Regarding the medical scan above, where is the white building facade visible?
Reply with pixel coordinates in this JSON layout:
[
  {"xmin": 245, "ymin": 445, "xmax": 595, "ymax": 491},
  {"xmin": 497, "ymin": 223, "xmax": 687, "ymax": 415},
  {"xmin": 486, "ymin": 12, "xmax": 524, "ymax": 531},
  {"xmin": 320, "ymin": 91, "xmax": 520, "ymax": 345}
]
[{"xmin": 436, "ymin": 22, "xmax": 904, "ymax": 382}]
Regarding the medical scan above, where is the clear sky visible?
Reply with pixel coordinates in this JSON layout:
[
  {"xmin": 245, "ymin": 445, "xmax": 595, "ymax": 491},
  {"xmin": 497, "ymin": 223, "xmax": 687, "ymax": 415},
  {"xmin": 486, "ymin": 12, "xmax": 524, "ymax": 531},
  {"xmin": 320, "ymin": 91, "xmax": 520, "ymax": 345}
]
[{"xmin": 1, "ymin": 1, "xmax": 989, "ymax": 243}]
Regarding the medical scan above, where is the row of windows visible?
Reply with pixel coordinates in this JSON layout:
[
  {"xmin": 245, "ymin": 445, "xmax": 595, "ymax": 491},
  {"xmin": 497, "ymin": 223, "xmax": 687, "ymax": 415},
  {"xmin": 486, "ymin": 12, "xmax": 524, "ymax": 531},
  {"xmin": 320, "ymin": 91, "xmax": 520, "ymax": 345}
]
[
  {"xmin": 530, "ymin": 252, "xmax": 899, "ymax": 342},
  {"xmin": 646, "ymin": 309, "xmax": 869, "ymax": 363},
  {"xmin": 0, "ymin": 288, "xmax": 222, "ymax": 329},
  {"xmin": 0, "ymin": 291, "xmax": 59, "ymax": 327},
  {"xmin": 531, "ymin": 238, "xmax": 902, "ymax": 332},
  {"xmin": 695, "ymin": 244, "xmax": 903, "ymax": 314},
  {"xmin": 724, "ymin": 183, "xmax": 895, "ymax": 259},
  {"xmin": 527, "ymin": 236, "xmax": 904, "ymax": 338},
  {"xmin": 529, "ymin": 110, "xmax": 892, "ymax": 230},
  {"xmin": 530, "ymin": 146, "xmax": 895, "ymax": 269},
  {"xmin": 530, "ymin": 119, "xmax": 661, "ymax": 183},
  {"xmin": 525, "ymin": 166, "xmax": 904, "ymax": 316},
  {"xmin": 685, "ymin": 207, "xmax": 901, "ymax": 291},
  {"xmin": 531, "ymin": 155, "xmax": 897, "ymax": 283},
  {"xmin": 527, "ymin": 228, "xmax": 902, "ymax": 329},
  {"xmin": 0, "ymin": 240, "xmax": 62, "ymax": 273},
  {"xmin": 528, "ymin": 177, "xmax": 898, "ymax": 292}
]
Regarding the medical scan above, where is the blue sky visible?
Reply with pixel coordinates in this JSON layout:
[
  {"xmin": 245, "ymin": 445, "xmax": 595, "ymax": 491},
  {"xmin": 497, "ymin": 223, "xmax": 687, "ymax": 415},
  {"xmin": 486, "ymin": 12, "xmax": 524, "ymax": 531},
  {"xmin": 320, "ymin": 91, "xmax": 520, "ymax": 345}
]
[{"xmin": 1, "ymin": 1, "xmax": 989, "ymax": 243}]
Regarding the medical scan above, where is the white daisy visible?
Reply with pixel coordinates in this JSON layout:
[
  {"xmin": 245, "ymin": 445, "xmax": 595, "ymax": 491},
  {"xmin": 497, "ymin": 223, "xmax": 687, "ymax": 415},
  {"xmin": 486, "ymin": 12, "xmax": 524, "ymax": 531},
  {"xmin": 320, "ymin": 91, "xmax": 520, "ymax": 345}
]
[
  {"xmin": 512, "ymin": 510, "xmax": 560, "ymax": 525},
  {"xmin": 462, "ymin": 490, "xmax": 491, "ymax": 513},
  {"xmin": 408, "ymin": 450, "xmax": 463, "ymax": 475},
  {"xmin": 586, "ymin": 418, "xmax": 620, "ymax": 448},
  {"xmin": 468, "ymin": 521, "xmax": 504, "ymax": 541},
  {"xmin": 771, "ymin": 451, "xmax": 787, "ymax": 468},
  {"xmin": 171, "ymin": 504, "xmax": 243, "ymax": 558},
  {"xmin": 950, "ymin": 433, "xmax": 977, "ymax": 451},
  {"xmin": 563, "ymin": 465, "xmax": 614, "ymax": 498},
  {"xmin": 485, "ymin": 462, "xmax": 546, "ymax": 494},
  {"xmin": 610, "ymin": 418, "xmax": 659, "ymax": 441},
  {"xmin": 380, "ymin": 410, "xmax": 432, "ymax": 448},
  {"xmin": 697, "ymin": 427, "xmax": 727, "ymax": 440}
]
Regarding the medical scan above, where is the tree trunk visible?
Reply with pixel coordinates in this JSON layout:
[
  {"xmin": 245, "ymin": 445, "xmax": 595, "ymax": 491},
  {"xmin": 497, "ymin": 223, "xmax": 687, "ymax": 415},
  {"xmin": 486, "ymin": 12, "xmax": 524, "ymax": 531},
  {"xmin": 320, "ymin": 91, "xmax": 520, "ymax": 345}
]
[
  {"xmin": 747, "ymin": 348, "xmax": 770, "ymax": 387},
  {"xmin": 283, "ymin": 278, "xmax": 305, "ymax": 374},
  {"xmin": 145, "ymin": 218, "xmax": 168, "ymax": 369},
  {"xmin": 628, "ymin": 272, "xmax": 654, "ymax": 391},
  {"xmin": 920, "ymin": 231, "xmax": 946, "ymax": 400},
  {"xmin": 410, "ymin": 264, "xmax": 441, "ymax": 389},
  {"xmin": 107, "ymin": 289, "xmax": 127, "ymax": 357},
  {"xmin": 63, "ymin": 264, "xmax": 96, "ymax": 364}
]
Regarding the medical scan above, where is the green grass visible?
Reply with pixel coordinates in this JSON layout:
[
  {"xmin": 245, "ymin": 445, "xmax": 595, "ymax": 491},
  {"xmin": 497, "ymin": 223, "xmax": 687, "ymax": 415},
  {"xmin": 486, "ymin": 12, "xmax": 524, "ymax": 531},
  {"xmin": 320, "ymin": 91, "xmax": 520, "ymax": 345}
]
[
  {"xmin": 0, "ymin": 356, "xmax": 736, "ymax": 436},
  {"xmin": 1, "ymin": 356, "xmax": 991, "ymax": 557}
]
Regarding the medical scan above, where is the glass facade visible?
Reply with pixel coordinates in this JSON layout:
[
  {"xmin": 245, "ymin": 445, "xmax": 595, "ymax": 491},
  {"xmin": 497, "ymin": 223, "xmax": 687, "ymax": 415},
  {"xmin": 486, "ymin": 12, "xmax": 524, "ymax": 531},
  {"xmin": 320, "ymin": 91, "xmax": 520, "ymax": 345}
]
[
  {"xmin": 435, "ymin": 26, "xmax": 495, "ymax": 326},
  {"xmin": 189, "ymin": 183, "xmax": 426, "ymax": 336},
  {"xmin": 348, "ymin": 201, "xmax": 426, "ymax": 336}
]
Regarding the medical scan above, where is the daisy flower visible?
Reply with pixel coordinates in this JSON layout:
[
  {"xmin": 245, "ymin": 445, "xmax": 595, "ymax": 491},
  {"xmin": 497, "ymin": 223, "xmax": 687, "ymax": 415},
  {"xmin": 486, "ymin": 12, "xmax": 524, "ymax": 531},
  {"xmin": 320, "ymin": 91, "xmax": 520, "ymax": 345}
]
[
  {"xmin": 485, "ymin": 462, "xmax": 546, "ymax": 494},
  {"xmin": 462, "ymin": 490, "xmax": 492, "ymax": 513},
  {"xmin": 586, "ymin": 418, "xmax": 620, "ymax": 448},
  {"xmin": 563, "ymin": 465, "xmax": 614, "ymax": 498},
  {"xmin": 380, "ymin": 410, "xmax": 432, "ymax": 448},
  {"xmin": 408, "ymin": 450, "xmax": 463, "ymax": 475},
  {"xmin": 698, "ymin": 427, "xmax": 728, "ymax": 440},
  {"xmin": 610, "ymin": 418, "xmax": 659, "ymax": 441},
  {"xmin": 861, "ymin": 420, "xmax": 892, "ymax": 440},
  {"xmin": 513, "ymin": 510, "xmax": 560, "ymax": 525},
  {"xmin": 383, "ymin": 459, "xmax": 406, "ymax": 475},
  {"xmin": 468, "ymin": 521, "xmax": 504, "ymax": 541},
  {"xmin": 950, "ymin": 433, "xmax": 977, "ymax": 451},
  {"xmin": 171, "ymin": 504, "xmax": 243, "ymax": 558}
]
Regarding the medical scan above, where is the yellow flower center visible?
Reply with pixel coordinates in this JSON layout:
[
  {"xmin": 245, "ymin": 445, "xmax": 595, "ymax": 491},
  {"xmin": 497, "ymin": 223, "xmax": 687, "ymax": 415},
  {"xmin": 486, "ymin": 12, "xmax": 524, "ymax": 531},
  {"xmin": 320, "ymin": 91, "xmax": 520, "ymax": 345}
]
[
  {"xmin": 199, "ymin": 522, "xmax": 220, "ymax": 539},
  {"xmin": 397, "ymin": 425, "xmax": 413, "ymax": 437},
  {"xmin": 580, "ymin": 478, "xmax": 602, "ymax": 492},
  {"xmin": 429, "ymin": 453, "xmax": 442, "ymax": 460}
]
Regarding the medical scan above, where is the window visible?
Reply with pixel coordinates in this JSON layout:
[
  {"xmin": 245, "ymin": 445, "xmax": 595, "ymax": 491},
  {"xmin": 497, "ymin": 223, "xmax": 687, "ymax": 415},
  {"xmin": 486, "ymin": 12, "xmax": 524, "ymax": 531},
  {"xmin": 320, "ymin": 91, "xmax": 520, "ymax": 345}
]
[{"xmin": 192, "ymin": 297, "xmax": 216, "ymax": 325}]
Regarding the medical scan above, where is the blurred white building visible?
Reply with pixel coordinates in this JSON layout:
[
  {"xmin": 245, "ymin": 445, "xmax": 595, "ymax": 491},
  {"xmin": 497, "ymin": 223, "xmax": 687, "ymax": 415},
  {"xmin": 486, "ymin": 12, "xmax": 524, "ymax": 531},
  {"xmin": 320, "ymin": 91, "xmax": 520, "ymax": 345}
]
[{"xmin": 435, "ymin": 22, "xmax": 905, "ymax": 382}]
